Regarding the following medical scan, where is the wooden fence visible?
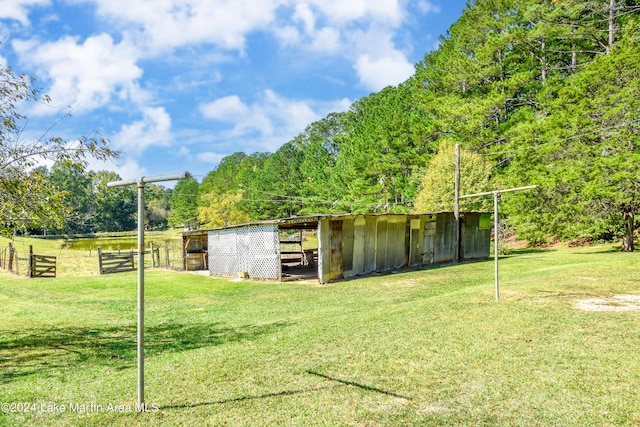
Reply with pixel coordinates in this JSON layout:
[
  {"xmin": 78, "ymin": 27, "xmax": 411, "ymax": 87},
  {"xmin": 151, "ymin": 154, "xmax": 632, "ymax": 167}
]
[
  {"xmin": 98, "ymin": 247, "xmax": 135, "ymax": 274},
  {"xmin": 29, "ymin": 246, "xmax": 56, "ymax": 278},
  {"xmin": 97, "ymin": 244, "xmax": 162, "ymax": 274},
  {"xmin": 1, "ymin": 244, "xmax": 56, "ymax": 278},
  {"xmin": 0, "ymin": 243, "xmax": 19, "ymax": 274}
]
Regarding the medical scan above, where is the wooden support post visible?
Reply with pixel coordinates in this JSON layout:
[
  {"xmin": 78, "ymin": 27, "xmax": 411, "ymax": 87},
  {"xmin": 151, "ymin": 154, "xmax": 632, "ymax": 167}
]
[
  {"xmin": 165, "ymin": 244, "xmax": 170, "ymax": 268},
  {"xmin": 98, "ymin": 246, "xmax": 103, "ymax": 275},
  {"xmin": 150, "ymin": 242, "xmax": 155, "ymax": 268},
  {"xmin": 8, "ymin": 243, "xmax": 14, "ymax": 272},
  {"xmin": 29, "ymin": 245, "xmax": 33, "ymax": 278}
]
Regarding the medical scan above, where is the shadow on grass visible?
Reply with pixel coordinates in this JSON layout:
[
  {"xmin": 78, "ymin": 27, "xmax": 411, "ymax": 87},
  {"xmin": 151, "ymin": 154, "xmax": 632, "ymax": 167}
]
[
  {"xmin": 305, "ymin": 370, "xmax": 412, "ymax": 400},
  {"xmin": 570, "ymin": 247, "xmax": 623, "ymax": 254},
  {"xmin": 161, "ymin": 370, "xmax": 411, "ymax": 410},
  {"xmin": 161, "ymin": 385, "xmax": 341, "ymax": 409},
  {"xmin": 0, "ymin": 321, "xmax": 290, "ymax": 383},
  {"xmin": 506, "ymin": 248, "xmax": 555, "ymax": 255}
]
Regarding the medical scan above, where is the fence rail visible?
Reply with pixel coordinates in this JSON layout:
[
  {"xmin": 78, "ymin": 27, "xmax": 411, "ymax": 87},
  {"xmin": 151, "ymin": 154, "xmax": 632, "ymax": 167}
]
[
  {"xmin": 30, "ymin": 248, "xmax": 57, "ymax": 278},
  {"xmin": 1, "ymin": 243, "xmax": 22, "ymax": 275},
  {"xmin": 2, "ymin": 239, "xmax": 197, "ymax": 277},
  {"xmin": 98, "ymin": 247, "xmax": 135, "ymax": 274}
]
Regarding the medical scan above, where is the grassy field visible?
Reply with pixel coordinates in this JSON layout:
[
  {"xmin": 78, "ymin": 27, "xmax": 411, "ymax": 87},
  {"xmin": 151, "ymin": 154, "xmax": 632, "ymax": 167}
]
[{"xmin": 1, "ymin": 244, "xmax": 639, "ymax": 426}]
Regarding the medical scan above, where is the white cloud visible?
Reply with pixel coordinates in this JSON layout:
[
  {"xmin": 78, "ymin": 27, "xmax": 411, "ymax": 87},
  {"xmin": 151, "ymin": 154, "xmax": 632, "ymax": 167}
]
[
  {"xmin": 86, "ymin": 155, "xmax": 146, "ymax": 181},
  {"xmin": 199, "ymin": 95, "xmax": 249, "ymax": 122},
  {"xmin": 310, "ymin": 27, "xmax": 341, "ymax": 53},
  {"xmin": 112, "ymin": 106, "xmax": 172, "ymax": 153},
  {"xmin": 12, "ymin": 34, "xmax": 143, "ymax": 115},
  {"xmin": 417, "ymin": 1, "xmax": 441, "ymax": 15},
  {"xmin": 303, "ymin": 0, "xmax": 403, "ymax": 25},
  {"xmin": 0, "ymin": 0, "xmax": 49, "ymax": 25},
  {"xmin": 197, "ymin": 151, "xmax": 226, "ymax": 166},
  {"xmin": 355, "ymin": 52, "xmax": 414, "ymax": 91},
  {"xmin": 273, "ymin": 1, "xmax": 412, "ymax": 87},
  {"xmin": 78, "ymin": 0, "xmax": 284, "ymax": 55},
  {"xmin": 293, "ymin": 3, "xmax": 315, "ymax": 34},
  {"xmin": 273, "ymin": 25, "xmax": 301, "ymax": 47},
  {"xmin": 347, "ymin": 24, "xmax": 415, "ymax": 91},
  {"xmin": 200, "ymin": 90, "xmax": 349, "ymax": 151}
]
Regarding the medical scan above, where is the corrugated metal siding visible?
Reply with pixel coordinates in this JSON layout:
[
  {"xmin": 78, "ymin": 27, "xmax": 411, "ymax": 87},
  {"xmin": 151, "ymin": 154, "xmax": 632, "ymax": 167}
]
[
  {"xmin": 318, "ymin": 218, "xmax": 331, "ymax": 284},
  {"xmin": 461, "ymin": 213, "xmax": 491, "ymax": 259},
  {"xmin": 409, "ymin": 218, "xmax": 422, "ymax": 267},
  {"xmin": 364, "ymin": 216, "xmax": 377, "ymax": 273},
  {"xmin": 434, "ymin": 213, "xmax": 455, "ymax": 263},
  {"xmin": 208, "ymin": 212, "xmax": 489, "ymax": 284},
  {"xmin": 342, "ymin": 219, "xmax": 355, "ymax": 277},
  {"xmin": 329, "ymin": 220, "xmax": 343, "ymax": 281},
  {"xmin": 390, "ymin": 215, "xmax": 407, "ymax": 269},
  {"xmin": 422, "ymin": 218, "xmax": 436, "ymax": 265},
  {"xmin": 352, "ymin": 216, "xmax": 366, "ymax": 276},
  {"xmin": 375, "ymin": 218, "xmax": 388, "ymax": 270}
]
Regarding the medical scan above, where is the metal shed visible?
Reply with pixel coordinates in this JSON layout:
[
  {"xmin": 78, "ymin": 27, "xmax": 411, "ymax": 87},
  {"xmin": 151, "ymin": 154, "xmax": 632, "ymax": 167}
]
[{"xmin": 205, "ymin": 212, "xmax": 490, "ymax": 284}]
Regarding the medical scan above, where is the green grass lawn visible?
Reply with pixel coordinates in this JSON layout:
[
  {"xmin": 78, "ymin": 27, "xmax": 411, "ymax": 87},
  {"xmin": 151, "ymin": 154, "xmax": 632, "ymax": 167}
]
[{"xmin": 1, "ymin": 245, "xmax": 639, "ymax": 426}]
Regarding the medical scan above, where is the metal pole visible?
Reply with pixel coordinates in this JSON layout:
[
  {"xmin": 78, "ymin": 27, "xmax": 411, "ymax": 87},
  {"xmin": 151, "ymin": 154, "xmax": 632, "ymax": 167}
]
[
  {"xmin": 494, "ymin": 192, "xmax": 499, "ymax": 302},
  {"xmin": 107, "ymin": 172, "xmax": 190, "ymax": 411},
  {"xmin": 454, "ymin": 144, "xmax": 460, "ymax": 262},
  {"xmin": 137, "ymin": 180, "xmax": 145, "ymax": 408},
  {"xmin": 459, "ymin": 185, "xmax": 537, "ymax": 302}
]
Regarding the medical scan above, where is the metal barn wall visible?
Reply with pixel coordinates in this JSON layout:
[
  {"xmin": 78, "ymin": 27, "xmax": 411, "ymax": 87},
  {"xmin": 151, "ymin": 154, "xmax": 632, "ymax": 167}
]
[
  {"xmin": 319, "ymin": 214, "xmax": 414, "ymax": 283},
  {"xmin": 461, "ymin": 213, "xmax": 491, "ymax": 259},
  {"xmin": 433, "ymin": 213, "xmax": 456, "ymax": 263},
  {"xmin": 205, "ymin": 212, "xmax": 489, "ymax": 284},
  {"xmin": 208, "ymin": 224, "xmax": 281, "ymax": 280},
  {"xmin": 318, "ymin": 212, "xmax": 489, "ymax": 283}
]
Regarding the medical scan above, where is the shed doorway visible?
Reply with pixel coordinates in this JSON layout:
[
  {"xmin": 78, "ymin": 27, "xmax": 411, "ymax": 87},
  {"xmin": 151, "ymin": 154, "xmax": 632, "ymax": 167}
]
[{"xmin": 279, "ymin": 220, "xmax": 319, "ymax": 281}]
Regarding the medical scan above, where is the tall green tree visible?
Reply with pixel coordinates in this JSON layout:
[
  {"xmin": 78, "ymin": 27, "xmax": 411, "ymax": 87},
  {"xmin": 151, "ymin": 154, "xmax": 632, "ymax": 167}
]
[
  {"xmin": 146, "ymin": 184, "xmax": 172, "ymax": 230},
  {"xmin": 0, "ymin": 65, "xmax": 116, "ymax": 235},
  {"xmin": 242, "ymin": 142, "xmax": 305, "ymax": 219},
  {"xmin": 168, "ymin": 177, "xmax": 200, "ymax": 229},
  {"xmin": 413, "ymin": 140, "xmax": 494, "ymax": 213},
  {"xmin": 505, "ymin": 24, "xmax": 640, "ymax": 248},
  {"xmin": 90, "ymin": 171, "xmax": 137, "ymax": 232},
  {"xmin": 199, "ymin": 190, "xmax": 250, "ymax": 228},
  {"xmin": 48, "ymin": 163, "xmax": 94, "ymax": 233}
]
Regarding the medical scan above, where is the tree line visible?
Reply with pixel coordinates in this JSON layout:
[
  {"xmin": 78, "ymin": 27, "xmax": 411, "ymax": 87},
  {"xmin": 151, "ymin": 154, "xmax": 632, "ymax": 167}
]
[
  {"xmin": 183, "ymin": 0, "xmax": 640, "ymax": 249},
  {"xmin": 3, "ymin": 0, "xmax": 639, "ymax": 249}
]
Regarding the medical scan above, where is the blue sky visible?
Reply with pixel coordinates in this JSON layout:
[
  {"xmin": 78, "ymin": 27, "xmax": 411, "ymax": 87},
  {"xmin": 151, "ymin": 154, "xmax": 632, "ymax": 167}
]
[{"xmin": 0, "ymin": 0, "xmax": 467, "ymax": 183}]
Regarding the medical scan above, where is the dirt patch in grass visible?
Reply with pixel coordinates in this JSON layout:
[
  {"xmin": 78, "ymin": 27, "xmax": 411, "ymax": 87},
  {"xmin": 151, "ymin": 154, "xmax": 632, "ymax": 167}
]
[{"xmin": 574, "ymin": 294, "xmax": 640, "ymax": 312}]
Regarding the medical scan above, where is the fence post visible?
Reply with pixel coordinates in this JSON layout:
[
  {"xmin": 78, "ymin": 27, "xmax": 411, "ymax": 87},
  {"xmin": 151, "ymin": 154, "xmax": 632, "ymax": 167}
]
[
  {"xmin": 165, "ymin": 244, "xmax": 170, "ymax": 268},
  {"xmin": 8, "ymin": 243, "xmax": 14, "ymax": 272},
  {"xmin": 150, "ymin": 242, "xmax": 155, "ymax": 268},
  {"xmin": 29, "ymin": 245, "xmax": 33, "ymax": 278},
  {"xmin": 98, "ymin": 246, "xmax": 103, "ymax": 275}
]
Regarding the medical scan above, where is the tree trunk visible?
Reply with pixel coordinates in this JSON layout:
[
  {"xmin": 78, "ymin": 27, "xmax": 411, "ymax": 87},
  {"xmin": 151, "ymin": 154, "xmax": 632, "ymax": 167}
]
[
  {"xmin": 608, "ymin": 0, "xmax": 616, "ymax": 52},
  {"xmin": 540, "ymin": 36, "xmax": 547, "ymax": 83},
  {"xmin": 621, "ymin": 208, "xmax": 634, "ymax": 252}
]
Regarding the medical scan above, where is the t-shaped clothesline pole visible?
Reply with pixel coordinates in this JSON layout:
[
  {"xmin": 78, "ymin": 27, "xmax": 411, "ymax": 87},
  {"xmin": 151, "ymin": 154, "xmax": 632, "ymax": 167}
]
[
  {"xmin": 460, "ymin": 185, "xmax": 537, "ymax": 301},
  {"xmin": 107, "ymin": 172, "xmax": 190, "ymax": 410}
]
